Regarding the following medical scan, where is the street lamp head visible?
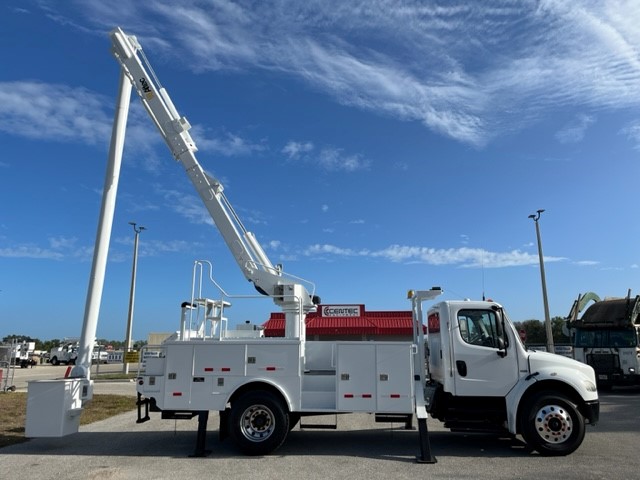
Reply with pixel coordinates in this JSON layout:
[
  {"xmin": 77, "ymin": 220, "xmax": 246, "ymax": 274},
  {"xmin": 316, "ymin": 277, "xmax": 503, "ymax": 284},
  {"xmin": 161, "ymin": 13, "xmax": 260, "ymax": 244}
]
[
  {"xmin": 537, "ymin": 209, "xmax": 545, "ymax": 215},
  {"xmin": 129, "ymin": 222, "xmax": 146, "ymax": 234},
  {"xmin": 528, "ymin": 214, "xmax": 536, "ymax": 220}
]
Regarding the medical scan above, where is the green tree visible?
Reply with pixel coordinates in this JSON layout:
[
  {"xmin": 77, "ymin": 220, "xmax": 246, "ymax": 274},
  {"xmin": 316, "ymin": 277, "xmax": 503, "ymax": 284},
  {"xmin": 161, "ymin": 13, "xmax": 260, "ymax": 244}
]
[
  {"xmin": 2, "ymin": 334, "xmax": 35, "ymax": 343},
  {"xmin": 552, "ymin": 316, "xmax": 570, "ymax": 344},
  {"xmin": 514, "ymin": 319, "xmax": 546, "ymax": 345},
  {"xmin": 514, "ymin": 317, "xmax": 570, "ymax": 347}
]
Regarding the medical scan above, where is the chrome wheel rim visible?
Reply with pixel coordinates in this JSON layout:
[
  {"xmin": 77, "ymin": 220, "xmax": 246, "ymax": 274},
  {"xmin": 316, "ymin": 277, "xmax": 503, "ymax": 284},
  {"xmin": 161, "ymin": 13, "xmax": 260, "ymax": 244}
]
[
  {"xmin": 240, "ymin": 404, "xmax": 275, "ymax": 442},
  {"xmin": 533, "ymin": 404, "xmax": 572, "ymax": 444}
]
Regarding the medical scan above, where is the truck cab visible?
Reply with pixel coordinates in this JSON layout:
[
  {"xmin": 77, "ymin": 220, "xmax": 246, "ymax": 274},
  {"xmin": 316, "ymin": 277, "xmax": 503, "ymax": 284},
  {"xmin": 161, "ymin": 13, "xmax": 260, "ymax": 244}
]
[
  {"xmin": 424, "ymin": 300, "xmax": 599, "ymax": 456},
  {"xmin": 566, "ymin": 294, "xmax": 640, "ymax": 389}
]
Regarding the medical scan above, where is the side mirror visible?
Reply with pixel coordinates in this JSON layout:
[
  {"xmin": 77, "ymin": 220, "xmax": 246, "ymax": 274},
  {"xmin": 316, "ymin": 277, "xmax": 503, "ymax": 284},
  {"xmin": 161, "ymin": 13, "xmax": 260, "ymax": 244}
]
[
  {"xmin": 493, "ymin": 306, "xmax": 509, "ymax": 358},
  {"xmin": 496, "ymin": 337, "xmax": 507, "ymax": 357}
]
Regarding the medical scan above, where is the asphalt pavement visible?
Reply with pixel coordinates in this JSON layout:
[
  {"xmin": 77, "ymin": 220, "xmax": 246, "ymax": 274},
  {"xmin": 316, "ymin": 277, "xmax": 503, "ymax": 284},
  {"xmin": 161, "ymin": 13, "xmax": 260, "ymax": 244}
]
[{"xmin": 1, "ymin": 365, "xmax": 639, "ymax": 479}]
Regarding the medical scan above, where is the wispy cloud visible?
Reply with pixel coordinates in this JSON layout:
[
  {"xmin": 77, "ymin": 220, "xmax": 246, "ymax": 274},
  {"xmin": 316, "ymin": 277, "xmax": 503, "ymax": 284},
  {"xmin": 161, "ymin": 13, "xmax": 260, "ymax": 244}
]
[
  {"xmin": 0, "ymin": 81, "xmax": 265, "ymax": 168},
  {"xmin": 282, "ymin": 141, "xmax": 370, "ymax": 172},
  {"xmin": 192, "ymin": 126, "xmax": 266, "ymax": 156},
  {"xmin": 621, "ymin": 120, "xmax": 640, "ymax": 150},
  {"xmin": 556, "ymin": 114, "xmax": 596, "ymax": 144},
  {"xmin": 282, "ymin": 141, "xmax": 314, "ymax": 159},
  {"xmin": 48, "ymin": 0, "xmax": 640, "ymax": 146},
  {"xmin": 162, "ymin": 189, "xmax": 213, "ymax": 226},
  {"xmin": 303, "ymin": 243, "xmax": 566, "ymax": 268},
  {"xmin": 0, "ymin": 81, "xmax": 112, "ymax": 145},
  {"xmin": 575, "ymin": 260, "xmax": 600, "ymax": 266},
  {"xmin": 114, "ymin": 236, "xmax": 195, "ymax": 257},
  {"xmin": 0, "ymin": 245, "xmax": 65, "ymax": 260},
  {"xmin": 0, "ymin": 81, "xmax": 163, "ymax": 171},
  {"xmin": 0, "ymin": 233, "xmax": 198, "ymax": 262},
  {"xmin": 0, "ymin": 236, "xmax": 91, "ymax": 261}
]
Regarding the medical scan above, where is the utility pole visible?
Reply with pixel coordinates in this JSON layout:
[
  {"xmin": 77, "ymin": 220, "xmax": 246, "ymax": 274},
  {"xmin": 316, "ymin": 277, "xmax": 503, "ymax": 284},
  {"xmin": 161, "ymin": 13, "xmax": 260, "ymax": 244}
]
[
  {"xmin": 123, "ymin": 222, "xmax": 146, "ymax": 374},
  {"xmin": 528, "ymin": 209, "xmax": 554, "ymax": 353}
]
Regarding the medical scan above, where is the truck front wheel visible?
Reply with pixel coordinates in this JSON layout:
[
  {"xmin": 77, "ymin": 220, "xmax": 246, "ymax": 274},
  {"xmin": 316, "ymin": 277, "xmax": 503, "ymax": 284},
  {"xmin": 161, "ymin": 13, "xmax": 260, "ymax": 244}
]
[
  {"xmin": 228, "ymin": 391, "xmax": 289, "ymax": 456},
  {"xmin": 520, "ymin": 391, "xmax": 585, "ymax": 456}
]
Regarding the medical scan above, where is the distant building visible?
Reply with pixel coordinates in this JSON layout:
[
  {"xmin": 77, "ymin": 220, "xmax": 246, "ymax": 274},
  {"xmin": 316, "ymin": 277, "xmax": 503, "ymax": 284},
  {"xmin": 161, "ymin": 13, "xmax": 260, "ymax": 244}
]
[{"xmin": 263, "ymin": 304, "xmax": 419, "ymax": 341}]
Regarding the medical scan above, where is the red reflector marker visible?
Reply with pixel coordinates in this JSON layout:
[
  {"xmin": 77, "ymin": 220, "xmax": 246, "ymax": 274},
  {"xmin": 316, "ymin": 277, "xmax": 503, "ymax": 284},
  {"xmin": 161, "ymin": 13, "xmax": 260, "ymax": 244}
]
[
  {"xmin": 204, "ymin": 367, "xmax": 214, "ymax": 372},
  {"xmin": 362, "ymin": 393, "xmax": 372, "ymax": 398},
  {"xmin": 390, "ymin": 394, "xmax": 401, "ymax": 398},
  {"xmin": 266, "ymin": 366, "xmax": 276, "ymax": 371},
  {"xmin": 172, "ymin": 392, "xmax": 182, "ymax": 396},
  {"xmin": 221, "ymin": 367, "xmax": 231, "ymax": 372},
  {"xmin": 344, "ymin": 393, "xmax": 354, "ymax": 398}
]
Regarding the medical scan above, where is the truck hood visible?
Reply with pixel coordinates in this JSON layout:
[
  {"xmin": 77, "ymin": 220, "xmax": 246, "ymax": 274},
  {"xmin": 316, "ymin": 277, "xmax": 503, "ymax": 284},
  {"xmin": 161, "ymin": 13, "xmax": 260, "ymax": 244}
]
[{"xmin": 528, "ymin": 349, "xmax": 596, "ymax": 383}]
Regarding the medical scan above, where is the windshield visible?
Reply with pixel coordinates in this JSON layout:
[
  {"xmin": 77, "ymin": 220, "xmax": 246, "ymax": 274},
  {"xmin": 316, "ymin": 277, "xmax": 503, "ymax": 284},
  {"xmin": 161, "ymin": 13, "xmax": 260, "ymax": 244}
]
[{"xmin": 575, "ymin": 329, "xmax": 638, "ymax": 348}]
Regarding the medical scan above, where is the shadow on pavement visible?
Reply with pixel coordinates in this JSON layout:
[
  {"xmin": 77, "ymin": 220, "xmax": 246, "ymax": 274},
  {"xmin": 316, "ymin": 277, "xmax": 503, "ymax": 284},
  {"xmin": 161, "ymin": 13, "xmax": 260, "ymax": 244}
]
[{"xmin": 3, "ymin": 426, "xmax": 530, "ymax": 462}]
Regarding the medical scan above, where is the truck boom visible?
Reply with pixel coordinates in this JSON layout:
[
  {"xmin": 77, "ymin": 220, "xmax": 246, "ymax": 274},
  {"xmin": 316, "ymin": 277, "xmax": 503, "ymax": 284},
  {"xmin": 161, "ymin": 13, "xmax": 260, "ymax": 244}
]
[{"xmin": 110, "ymin": 28, "xmax": 317, "ymax": 334}]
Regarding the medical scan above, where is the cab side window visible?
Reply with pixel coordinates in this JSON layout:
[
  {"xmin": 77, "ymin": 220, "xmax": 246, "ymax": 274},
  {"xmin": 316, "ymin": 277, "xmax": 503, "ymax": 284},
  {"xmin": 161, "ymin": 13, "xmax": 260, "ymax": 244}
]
[{"xmin": 458, "ymin": 309, "xmax": 502, "ymax": 348}]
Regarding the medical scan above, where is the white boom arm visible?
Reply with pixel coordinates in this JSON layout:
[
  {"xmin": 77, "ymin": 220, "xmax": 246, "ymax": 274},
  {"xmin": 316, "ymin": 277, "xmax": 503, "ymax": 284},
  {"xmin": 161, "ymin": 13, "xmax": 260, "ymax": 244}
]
[{"xmin": 109, "ymin": 28, "xmax": 316, "ymax": 330}]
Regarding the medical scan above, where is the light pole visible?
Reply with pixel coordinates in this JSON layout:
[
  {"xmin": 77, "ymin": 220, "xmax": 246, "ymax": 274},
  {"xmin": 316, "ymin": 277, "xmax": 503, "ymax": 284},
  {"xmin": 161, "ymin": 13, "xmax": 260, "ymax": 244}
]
[
  {"xmin": 123, "ymin": 222, "xmax": 146, "ymax": 374},
  {"xmin": 528, "ymin": 209, "xmax": 554, "ymax": 353}
]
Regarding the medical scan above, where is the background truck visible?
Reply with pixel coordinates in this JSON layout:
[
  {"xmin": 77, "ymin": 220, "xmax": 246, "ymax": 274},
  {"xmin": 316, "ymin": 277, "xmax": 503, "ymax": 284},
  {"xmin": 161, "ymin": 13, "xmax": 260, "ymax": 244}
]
[
  {"xmin": 566, "ymin": 290, "xmax": 640, "ymax": 389},
  {"xmin": 49, "ymin": 341, "xmax": 108, "ymax": 365},
  {"xmin": 49, "ymin": 341, "xmax": 79, "ymax": 366},
  {"xmin": 5, "ymin": 341, "xmax": 36, "ymax": 368},
  {"xmin": 26, "ymin": 27, "xmax": 600, "ymax": 461}
]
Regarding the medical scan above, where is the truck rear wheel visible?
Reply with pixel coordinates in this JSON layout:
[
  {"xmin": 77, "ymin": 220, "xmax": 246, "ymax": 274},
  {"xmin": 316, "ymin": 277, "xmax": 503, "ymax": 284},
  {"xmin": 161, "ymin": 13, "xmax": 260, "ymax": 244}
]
[
  {"xmin": 50, "ymin": 356, "xmax": 59, "ymax": 366},
  {"xmin": 228, "ymin": 390, "xmax": 289, "ymax": 456},
  {"xmin": 520, "ymin": 391, "xmax": 585, "ymax": 456}
]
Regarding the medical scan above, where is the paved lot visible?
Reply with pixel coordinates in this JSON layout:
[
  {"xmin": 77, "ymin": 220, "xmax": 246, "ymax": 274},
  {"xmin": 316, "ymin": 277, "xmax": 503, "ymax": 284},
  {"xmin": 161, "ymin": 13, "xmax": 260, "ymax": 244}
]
[
  {"xmin": 4, "ymin": 363, "xmax": 137, "ymax": 395},
  {"xmin": 2, "ymin": 365, "xmax": 639, "ymax": 479}
]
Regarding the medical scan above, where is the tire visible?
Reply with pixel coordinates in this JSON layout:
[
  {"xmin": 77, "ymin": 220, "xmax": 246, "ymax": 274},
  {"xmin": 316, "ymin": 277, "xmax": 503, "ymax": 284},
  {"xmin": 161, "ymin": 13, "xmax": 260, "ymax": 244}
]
[
  {"xmin": 228, "ymin": 390, "xmax": 289, "ymax": 456},
  {"xmin": 50, "ymin": 356, "xmax": 59, "ymax": 366},
  {"xmin": 520, "ymin": 391, "xmax": 586, "ymax": 456}
]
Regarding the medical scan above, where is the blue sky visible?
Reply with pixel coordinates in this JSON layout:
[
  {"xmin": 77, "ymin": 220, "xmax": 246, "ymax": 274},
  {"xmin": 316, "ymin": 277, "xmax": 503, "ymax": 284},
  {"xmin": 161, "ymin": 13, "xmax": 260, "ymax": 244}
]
[{"xmin": 1, "ymin": 0, "xmax": 638, "ymax": 342}]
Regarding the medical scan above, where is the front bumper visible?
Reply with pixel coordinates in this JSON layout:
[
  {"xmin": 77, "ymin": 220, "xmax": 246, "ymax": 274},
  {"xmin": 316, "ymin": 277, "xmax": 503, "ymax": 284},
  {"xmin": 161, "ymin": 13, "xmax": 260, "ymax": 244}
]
[{"xmin": 583, "ymin": 399, "xmax": 600, "ymax": 425}]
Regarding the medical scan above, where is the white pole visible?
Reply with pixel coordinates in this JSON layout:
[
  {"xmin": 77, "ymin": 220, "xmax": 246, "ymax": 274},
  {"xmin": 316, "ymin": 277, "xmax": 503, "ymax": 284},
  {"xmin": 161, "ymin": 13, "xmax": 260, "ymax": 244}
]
[
  {"xmin": 529, "ymin": 210, "xmax": 554, "ymax": 353},
  {"xmin": 71, "ymin": 70, "xmax": 132, "ymax": 380},
  {"xmin": 124, "ymin": 223, "xmax": 145, "ymax": 374}
]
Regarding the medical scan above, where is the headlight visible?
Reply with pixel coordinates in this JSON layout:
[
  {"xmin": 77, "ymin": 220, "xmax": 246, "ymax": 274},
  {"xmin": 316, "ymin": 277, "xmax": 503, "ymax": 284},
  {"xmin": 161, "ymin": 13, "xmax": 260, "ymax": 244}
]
[{"xmin": 582, "ymin": 380, "xmax": 597, "ymax": 392}]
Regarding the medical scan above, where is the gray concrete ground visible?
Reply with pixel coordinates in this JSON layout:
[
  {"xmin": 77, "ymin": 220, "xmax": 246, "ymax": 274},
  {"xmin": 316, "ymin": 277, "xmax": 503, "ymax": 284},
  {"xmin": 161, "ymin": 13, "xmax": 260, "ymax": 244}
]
[{"xmin": 1, "ymin": 365, "xmax": 639, "ymax": 479}]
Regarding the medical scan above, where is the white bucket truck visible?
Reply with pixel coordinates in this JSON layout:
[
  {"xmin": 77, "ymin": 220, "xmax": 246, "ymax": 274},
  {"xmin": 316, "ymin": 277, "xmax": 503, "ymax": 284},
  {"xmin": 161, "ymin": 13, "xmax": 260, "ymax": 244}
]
[
  {"xmin": 49, "ymin": 340, "xmax": 79, "ymax": 366},
  {"xmin": 26, "ymin": 27, "xmax": 599, "ymax": 461}
]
